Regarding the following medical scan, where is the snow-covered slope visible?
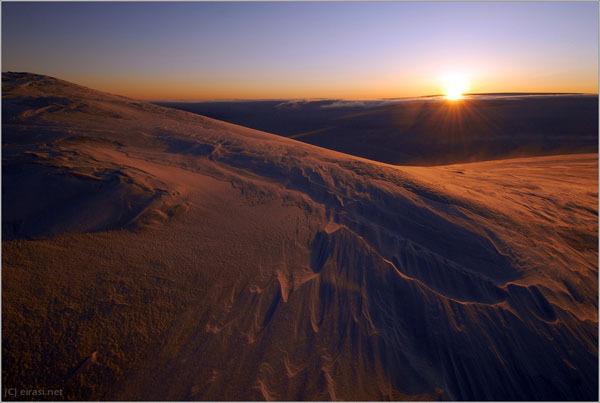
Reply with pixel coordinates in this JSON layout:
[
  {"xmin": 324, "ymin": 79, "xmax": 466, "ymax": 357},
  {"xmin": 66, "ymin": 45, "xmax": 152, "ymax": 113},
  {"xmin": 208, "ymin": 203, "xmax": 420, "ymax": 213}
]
[{"xmin": 2, "ymin": 72, "xmax": 597, "ymax": 400}]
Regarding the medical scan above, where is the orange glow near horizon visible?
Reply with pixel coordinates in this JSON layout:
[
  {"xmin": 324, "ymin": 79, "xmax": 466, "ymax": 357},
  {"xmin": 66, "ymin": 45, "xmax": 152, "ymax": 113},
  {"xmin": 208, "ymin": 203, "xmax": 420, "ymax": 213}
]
[
  {"xmin": 70, "ymin": 72, "xmax": 598, "ymax": 101},
  {"xmin": 3, "ymin": 2, "xmax": 597, "ymax": 101}
]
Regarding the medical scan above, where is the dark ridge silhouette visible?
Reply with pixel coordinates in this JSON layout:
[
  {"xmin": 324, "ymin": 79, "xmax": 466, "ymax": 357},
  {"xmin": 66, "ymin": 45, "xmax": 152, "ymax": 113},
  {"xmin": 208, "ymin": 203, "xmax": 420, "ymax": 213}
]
[{"xmin": 158, "ymin": 94, "xmax": 598, "ymax": 165}]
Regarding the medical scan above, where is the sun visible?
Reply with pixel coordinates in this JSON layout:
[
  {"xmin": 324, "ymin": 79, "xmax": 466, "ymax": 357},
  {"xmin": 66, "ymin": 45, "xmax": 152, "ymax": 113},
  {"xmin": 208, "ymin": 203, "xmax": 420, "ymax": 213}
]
[
  {"xmin": 441, "ymin": 73, "xmax": 469, "ymax": 101},
  {"xmin": 446, "ymin": 84, "xmax": 465, "ymax": 100}
]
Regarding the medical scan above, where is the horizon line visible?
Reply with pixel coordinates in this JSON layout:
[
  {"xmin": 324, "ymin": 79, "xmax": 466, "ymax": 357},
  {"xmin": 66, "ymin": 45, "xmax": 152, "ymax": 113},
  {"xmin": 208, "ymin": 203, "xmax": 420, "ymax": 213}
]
[{"xmin": 150, "ymin": 92, "xmax": 598, "ymax": 103}]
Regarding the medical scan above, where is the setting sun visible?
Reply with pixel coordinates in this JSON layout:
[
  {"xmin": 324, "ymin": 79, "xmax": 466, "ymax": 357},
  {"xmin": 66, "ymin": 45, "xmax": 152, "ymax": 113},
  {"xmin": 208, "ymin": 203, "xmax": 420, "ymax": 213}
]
[
  {"xmin": 2, "ymin": 2, "xmax": 599, "ymax": 402},
  {"xmin": 442, "ymin": 73, "xmax": 470, "ymax": 100}
]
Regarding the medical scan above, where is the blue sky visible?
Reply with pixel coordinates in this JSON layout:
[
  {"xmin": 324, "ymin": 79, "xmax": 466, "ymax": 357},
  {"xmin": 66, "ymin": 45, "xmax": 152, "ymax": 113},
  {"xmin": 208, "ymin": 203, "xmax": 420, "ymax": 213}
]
[{"xmin": 3, "ymin": 2, "xmax": 598, "ymax": 99}]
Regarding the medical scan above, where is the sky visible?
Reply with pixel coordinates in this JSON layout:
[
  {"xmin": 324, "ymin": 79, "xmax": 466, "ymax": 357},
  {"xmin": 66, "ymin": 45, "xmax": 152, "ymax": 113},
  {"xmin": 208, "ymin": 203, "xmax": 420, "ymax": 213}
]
[{"xmin": 2, "ymin": 1, "xmax": 598, "ymax": 100}]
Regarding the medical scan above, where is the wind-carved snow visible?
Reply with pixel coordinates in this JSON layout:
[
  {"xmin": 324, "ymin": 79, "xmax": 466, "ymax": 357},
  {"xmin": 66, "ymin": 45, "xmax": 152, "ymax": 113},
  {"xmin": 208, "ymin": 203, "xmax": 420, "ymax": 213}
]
[{"xmin": 2, "ymin": 72, "xmax": 597, "ymax": 400}]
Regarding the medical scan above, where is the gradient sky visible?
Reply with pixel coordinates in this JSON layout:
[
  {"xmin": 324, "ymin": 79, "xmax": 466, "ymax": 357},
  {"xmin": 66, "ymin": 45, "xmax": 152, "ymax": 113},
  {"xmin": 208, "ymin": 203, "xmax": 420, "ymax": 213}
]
[{"xmin": 2, "ymin": 2, "xmax": 598, "ymax": 100}]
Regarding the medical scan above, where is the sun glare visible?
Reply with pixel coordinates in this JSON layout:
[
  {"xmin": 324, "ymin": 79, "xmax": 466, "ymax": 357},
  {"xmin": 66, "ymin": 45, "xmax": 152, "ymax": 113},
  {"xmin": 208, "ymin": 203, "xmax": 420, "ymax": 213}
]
[{"xmin": 442, "ymin": 74, "xmax": 469, "ymax": 101}]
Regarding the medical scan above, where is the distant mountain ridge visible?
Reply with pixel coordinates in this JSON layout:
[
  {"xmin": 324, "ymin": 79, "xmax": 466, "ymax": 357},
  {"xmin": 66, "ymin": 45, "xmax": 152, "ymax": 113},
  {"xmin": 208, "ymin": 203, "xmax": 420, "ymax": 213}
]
[{"xmin": 159, "ymin": 94, "xmax": 598, "ymax": 165}]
